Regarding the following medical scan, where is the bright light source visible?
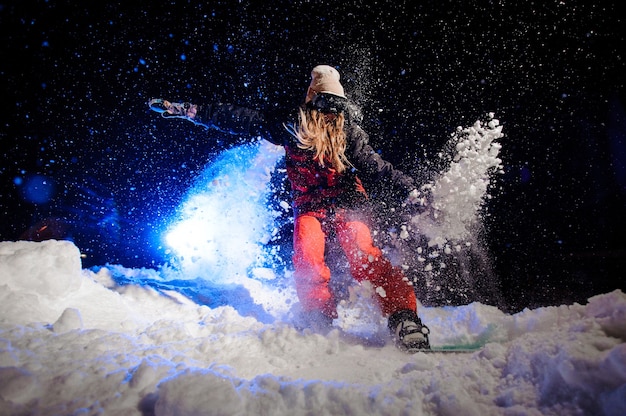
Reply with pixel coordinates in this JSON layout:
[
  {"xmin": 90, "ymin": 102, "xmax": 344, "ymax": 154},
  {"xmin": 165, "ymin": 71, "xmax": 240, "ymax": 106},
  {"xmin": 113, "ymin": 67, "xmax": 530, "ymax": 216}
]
[{"xmin": 164, "ymin": 141, "xmax": 285, "ymax": 285}]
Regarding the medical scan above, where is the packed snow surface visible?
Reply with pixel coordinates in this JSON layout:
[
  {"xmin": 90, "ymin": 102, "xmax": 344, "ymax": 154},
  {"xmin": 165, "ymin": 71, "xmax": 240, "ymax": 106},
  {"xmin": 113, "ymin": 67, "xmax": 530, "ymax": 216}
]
[{"xmin": 0, "ymin": 240, "xmax": 625, "ymax": 415}]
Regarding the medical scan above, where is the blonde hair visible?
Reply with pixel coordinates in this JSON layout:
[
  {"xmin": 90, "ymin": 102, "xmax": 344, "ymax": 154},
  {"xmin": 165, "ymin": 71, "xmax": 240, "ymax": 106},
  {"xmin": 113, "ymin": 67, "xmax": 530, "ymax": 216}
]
[{"xmin": 286, "ymin": 108, "xmax": 352, "ymax": 173}]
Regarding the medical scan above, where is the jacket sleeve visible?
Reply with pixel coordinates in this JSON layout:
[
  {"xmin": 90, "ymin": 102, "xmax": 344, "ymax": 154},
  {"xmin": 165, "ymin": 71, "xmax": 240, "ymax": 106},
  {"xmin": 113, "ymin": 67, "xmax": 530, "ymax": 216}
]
[
  {"xmin": 347, "ymin": 124, "xmax": 416, "ymax": 199},
  {"xmin": 196, "ymin": 103, "xmax": 290, "ymax": 146}
]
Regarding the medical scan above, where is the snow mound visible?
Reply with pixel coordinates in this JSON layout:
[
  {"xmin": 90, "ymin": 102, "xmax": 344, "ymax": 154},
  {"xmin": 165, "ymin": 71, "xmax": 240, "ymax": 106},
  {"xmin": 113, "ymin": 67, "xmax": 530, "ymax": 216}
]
[
  {"xmin": 0, "ymin": 240, "xmax": 624, "ymax": 415},
  {"xmin": 0, "ymin": 240, "xmax": 82, "ymax": 296}
]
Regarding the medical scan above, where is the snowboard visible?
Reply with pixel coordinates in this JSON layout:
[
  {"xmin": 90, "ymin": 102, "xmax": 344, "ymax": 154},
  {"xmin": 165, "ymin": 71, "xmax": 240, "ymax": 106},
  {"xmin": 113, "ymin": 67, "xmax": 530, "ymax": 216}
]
[
  {"xmin": 333, "ymin": 329, "xmax": 485, "ymax": 354},
  {"xmin": 412, "ymin": 344, "xmax": 483, "ymax": 353}
]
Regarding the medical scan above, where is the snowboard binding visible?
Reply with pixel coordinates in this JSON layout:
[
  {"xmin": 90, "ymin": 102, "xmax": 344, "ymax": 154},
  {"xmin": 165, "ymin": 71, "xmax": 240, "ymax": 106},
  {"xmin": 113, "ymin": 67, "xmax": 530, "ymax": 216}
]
[{"xmin": 388, "ymin": 310, "xmax": 431, "ymax": 352}]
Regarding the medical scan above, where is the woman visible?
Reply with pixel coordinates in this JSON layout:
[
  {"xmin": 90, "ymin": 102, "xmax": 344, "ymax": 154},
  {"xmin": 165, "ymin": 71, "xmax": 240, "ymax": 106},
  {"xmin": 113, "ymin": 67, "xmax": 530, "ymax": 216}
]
[{"xmin": 149, "ymin": 65, "xmax": 430, "ymax": 351}]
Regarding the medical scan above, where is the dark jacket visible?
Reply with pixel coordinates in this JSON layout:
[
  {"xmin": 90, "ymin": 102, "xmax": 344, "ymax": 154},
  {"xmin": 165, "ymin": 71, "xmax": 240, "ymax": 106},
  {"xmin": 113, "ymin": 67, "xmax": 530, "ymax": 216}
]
[{"xmin": 195, "ymin": 103, "xmax": 415, "ymax": 213}]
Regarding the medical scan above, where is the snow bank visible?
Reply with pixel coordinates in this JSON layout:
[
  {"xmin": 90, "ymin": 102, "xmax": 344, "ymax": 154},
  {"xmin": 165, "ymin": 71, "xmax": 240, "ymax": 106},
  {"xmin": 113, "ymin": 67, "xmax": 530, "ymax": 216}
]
[
  {"xmin": 0, "ymin": 240, "xmax": 82, "ymax": 297},
  {"xmin": 0, "ymin": 240, "xmax": 625, "ymax": 415}
]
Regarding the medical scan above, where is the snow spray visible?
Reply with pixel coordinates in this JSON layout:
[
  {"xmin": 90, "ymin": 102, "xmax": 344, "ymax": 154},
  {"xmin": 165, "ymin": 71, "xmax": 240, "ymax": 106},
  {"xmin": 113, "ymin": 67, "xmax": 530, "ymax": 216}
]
[
  {"xmin": 409, "ymin": 113, "xmax": 504, "ymax": 247},
  {"xmin": 391, "ymin": 114, "xmax": 505, "ymax": 306},
  {"xmin": 163, "ymin": 140, "xmax": 296, "ymax": 319}
]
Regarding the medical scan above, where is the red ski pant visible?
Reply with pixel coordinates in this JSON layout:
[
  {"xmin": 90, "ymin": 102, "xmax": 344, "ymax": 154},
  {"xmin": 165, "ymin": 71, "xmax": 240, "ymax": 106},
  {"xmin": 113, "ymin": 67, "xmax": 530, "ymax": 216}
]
[{"xmin": 292, "ymin": 210, "xmax": 417, "ymax": 318}]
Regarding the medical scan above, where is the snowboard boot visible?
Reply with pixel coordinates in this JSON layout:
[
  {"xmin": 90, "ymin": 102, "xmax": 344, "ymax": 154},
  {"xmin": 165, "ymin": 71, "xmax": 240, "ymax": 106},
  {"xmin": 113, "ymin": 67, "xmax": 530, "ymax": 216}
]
[
  {"xmin": 148, "ymin": 98, "xmax": 198, "ymax": 120},
  {"xmin": 388, "ymin": 309, "xmax": 431, "ymax": 352}
]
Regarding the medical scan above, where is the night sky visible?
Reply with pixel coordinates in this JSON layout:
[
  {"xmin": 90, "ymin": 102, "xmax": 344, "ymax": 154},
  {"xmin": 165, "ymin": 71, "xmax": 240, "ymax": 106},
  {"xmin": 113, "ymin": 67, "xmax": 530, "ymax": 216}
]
[{"xmin": 1, "ymin": 0, "xmax": 624, "ymax": 312}]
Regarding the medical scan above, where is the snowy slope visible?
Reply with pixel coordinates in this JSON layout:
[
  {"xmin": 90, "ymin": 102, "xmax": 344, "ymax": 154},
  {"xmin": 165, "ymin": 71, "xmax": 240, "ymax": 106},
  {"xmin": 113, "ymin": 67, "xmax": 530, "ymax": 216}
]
[{"xmin": 0, "ymin": 240, "xmax": 624, "ymax": 415}]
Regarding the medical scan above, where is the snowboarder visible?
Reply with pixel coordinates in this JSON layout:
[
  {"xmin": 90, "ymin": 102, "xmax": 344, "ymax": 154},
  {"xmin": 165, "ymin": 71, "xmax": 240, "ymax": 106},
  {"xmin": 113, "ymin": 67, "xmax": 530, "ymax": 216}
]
[{"xmin": 148, "ymin": 65, "xmax": 430, "ymax": 351}]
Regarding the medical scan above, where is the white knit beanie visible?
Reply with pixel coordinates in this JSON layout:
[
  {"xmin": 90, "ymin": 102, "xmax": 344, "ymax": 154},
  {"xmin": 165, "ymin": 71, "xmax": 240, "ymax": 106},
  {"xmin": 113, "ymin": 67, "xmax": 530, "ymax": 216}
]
[{"xmin": 309, "ymin": 65, "xmax": 346, "ymax": 98}]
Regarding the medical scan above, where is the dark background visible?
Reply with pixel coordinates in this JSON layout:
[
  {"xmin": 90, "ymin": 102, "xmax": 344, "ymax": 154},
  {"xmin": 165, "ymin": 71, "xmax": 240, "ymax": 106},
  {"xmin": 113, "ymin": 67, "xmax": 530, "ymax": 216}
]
[{"xmin": 1, "ymin": 0, "xmax": 624, "ymax": 312}]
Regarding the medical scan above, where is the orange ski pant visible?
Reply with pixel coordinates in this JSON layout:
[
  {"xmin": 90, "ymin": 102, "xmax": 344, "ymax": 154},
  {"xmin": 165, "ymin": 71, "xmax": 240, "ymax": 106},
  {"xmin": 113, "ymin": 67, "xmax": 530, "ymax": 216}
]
[{"xmin": 292, "ymin": 210, "xmax": 417, "ymax": 318}]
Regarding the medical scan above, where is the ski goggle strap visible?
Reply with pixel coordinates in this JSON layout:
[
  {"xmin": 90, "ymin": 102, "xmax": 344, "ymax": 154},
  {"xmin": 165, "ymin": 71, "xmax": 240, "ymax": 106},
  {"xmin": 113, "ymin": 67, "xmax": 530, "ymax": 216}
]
[{"xmin": 307, "ymin": 92, "xmax": 349, "ymax": 115}]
